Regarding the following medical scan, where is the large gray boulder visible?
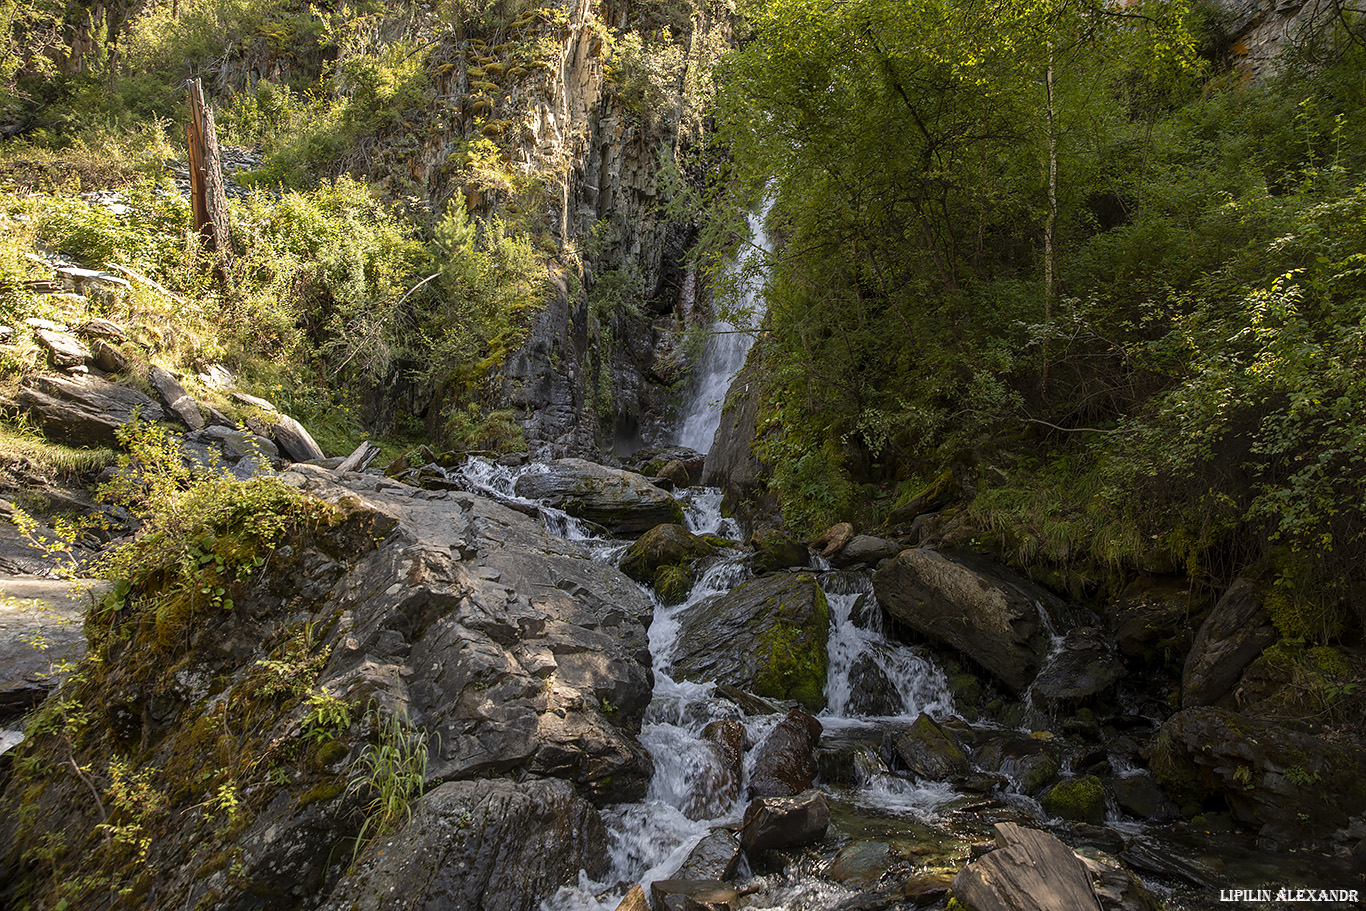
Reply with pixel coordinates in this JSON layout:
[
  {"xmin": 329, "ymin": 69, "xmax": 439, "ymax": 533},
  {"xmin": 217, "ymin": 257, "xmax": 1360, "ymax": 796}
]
[
  {"xmin": 9, "ymin": 373, "xmax": 165, "ymax": 446},
  {"xmin": 1182, "ymin": 576, "xmax": 1277, "ymax": 708},
  {"xmin": 873, "ymin": 548, "xmax": 1064, "ymax": 694},
  {"xmin": 670, "ymin": 572, "xmax": 830, "ymax": 711},
  {"xmin": 739, "ymin": 789, "xmax": 830, "ymax": 855},
  {"xmin": 33, "ymin": 328, "xmax": 91, "ymax": 370},
  {"xmin": 321, "ymin": 779, "xmax": 606, "ymax": 911},
  {"xmin": 951, "ymin": 823, "xmax": 1102, "ymax": 911},
  {"xmin": 514, "ymin": 458, "xmax": 684, "ymax": 536}
]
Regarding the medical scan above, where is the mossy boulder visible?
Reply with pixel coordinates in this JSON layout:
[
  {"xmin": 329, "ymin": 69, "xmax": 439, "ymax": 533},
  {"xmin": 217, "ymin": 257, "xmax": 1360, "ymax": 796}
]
[
  {"xmin": 975, "ymin": 735, "xmax": 1061, "ymax": 796},
  {"xmin": 1043, "ymin": 775, "xmax": 1107, "ymax": 824},
  {"xmin": 671, "ymin": 572, "xmax": 831, "ymax": 711},
  {"xmin": 653, "ymin": 564, "xmax": 692, "ymax": 604},
  {"xmin": 748, "ymin": 526, "xmax": 809, "ymax": 573},
  {"xmin": 619, "ymin": 523, "xmax": 718, "ymax": 583}
]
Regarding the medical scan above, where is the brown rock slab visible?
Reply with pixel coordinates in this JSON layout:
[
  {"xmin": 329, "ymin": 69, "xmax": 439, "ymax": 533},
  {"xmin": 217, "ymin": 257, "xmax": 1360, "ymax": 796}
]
[
  {"xmin": 33, "ymin": 328, "xmax": 91, "ymax": 370},
  {"xmin": 9, "ymin": 373, "xmax": 165, "ymax": 446},
  {"xmin": 951, "ymin": 822, "xmax": 1102, "ymax": 911},
  {"xmin": 739, "ymin": 789, "xmax": 830, "ymax": 855},
  {"xmin": 148, "ymin": 366, "xmax": 204, "ymax": 430}
]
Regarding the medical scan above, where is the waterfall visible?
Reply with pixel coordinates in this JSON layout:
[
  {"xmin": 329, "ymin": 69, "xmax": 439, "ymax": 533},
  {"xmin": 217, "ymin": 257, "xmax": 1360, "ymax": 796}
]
[{"xmin": 675, "ymin": 206, "xmax": 773, "ymax": 453}]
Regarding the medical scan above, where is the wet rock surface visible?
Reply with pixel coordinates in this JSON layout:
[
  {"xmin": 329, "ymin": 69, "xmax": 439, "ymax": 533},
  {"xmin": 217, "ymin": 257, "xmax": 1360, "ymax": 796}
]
[
  {"xmin": 1181, "ymin": 575, "xmax": 1277, "ymax": 708},
  {"xmin": 740, "ymin": 789, "xmax": 831, "ymax": 855},
  {"xmin": 747, "ymin": 707, "xmax": 822, "ymax": 798},
  {"xmin": 513, "ymin": 458, "xmax": 684, "ymax": 536},
  {"xmin": 670, "ymin": 572, "xmax": 831, "ymax": 711},
  {"xmin": 0, "ymin": 576, "xmax": 100, "ymax": 716},
  {"xmin": 1031, "ymin": 627, "xmax": 1124, "ymax": 706}
]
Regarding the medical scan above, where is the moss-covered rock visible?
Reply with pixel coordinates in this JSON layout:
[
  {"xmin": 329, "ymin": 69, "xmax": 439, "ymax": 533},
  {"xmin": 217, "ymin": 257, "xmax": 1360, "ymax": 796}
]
[
  {"xmin": 619, "ymin": 523, "xmax": 718, "ymax": 584},
  {"xmin": 892, "ymin": 713, "xmax": 970, "ymax": 780},
  {"xmin": 653, "ymin": 564, "xmax": 692, "ymax": 604},
  {"xmin": 748, "ymin": 526, "xmax": 809, "ymax": 573},
  {"xmin": 671, "ymin": 572, "xmax": 831, "ymax": 711},
  {"xmin": 1043, "ymin": 775, "xmax": 1107, "ymax": 824}
]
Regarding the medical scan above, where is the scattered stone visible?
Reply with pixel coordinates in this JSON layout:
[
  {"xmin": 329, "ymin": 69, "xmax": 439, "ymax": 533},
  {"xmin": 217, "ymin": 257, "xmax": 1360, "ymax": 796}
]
[
  {"xmin": 671, "ymin": 573, "xmax": 831, "ymax": 711},
  {"xmin": 514, "ymin": 458, "xmax": 685, "ymax": 536},
  {"xmin": 148, "ymin": 366, "xmax": 205, "ymax": 430},
  {"xmin": 951, "ymin": 823, "xmax": 1102, "ymax": 911},
  {"xmin": 1182, "ymin": 575, "xmax": 1277, "ymax": 708},
  {"xmin": 198, "ymin": 363, "xmax": 236, "ymax": 389},
  {"xmin": 614, "ymin": 885, "xmax": 650, "ymax": 911},
  {"xmin": 833, "ymin": 535, "xmax": 901, "ymax": 568},
  {"xmin": 658, "ymin": 458, "xmax": 701, "ymax": 489},
  {"xmin": 739, "ymin": 789, "xmax": 830, "ymax": 855},
  {"xmin": 9, "ymin": 373, "xmax": 165, "ymax": 446},
  {"xmin": 231, "ymin": 390, "xmax": 278, "ymax": 411},
  {"xmin": 1078, "ymin": 852, "xmax": 1164, "ymax": 911},
  {"xmin": 1107, "ymin": 771, "xmax": 1175, "ymax": 820},
  {"xmin": 270, "ymin": 413, "xmax": 326, "ymax": 462},
  {"xmin": 974, "ymin": 735, "xmax": 1061, "ymax": 796},
  {"xmin": 748, "ymin": 708, "xmax": 822, "ymax": 798},
  {"xmin": 650, "ymin": 879, "xmax": 738, "ymax": 911},
  {"xmin": 77, "ymin": 318, "xmax": 128, "ymax": 342},
  {"xmin": 678, "ymin": 830, "xmax": 744, "ymax": 882},
  {"xmin": 892, "ymin": 713, "xmax": 970, "ymax": 781},
  {"xmin": 33, "ymin": 328, "xmax": 91, "ymax": 370},
  {"xmin": 827, "ymin": 840, "xmax": 891, "ymax": 887},
  {"xmin": 91, "ymin": 340, "xmax": 128, "ymax": 373}
]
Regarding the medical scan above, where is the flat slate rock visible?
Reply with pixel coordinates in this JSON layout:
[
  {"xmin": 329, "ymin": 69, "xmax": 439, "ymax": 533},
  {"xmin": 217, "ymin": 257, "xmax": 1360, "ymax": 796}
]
[
  {"xmin": 10, "ymin": 373, "xmax": 164, "ymax": 446},
  {"xmin": 951, "ymin": 822, "xmax": 1101, "ymax": 911}
]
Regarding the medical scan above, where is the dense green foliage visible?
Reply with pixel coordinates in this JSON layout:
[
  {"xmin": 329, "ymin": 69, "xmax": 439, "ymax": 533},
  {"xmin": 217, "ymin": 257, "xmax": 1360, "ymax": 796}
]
[{"xmin": 712, "ymin": 0, "xmax": 1366, "ymax": 641}]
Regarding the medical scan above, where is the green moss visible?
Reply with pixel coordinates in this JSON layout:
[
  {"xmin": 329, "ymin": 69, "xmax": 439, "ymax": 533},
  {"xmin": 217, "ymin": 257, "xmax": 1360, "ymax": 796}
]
[
  {"xmin": 311, "ymin": 739, "xmax": 350, "ymax": 769},
  {"xmin": 752, "ymin": 581, "xmax": 830, "ymax": 711},
  {"xmin": 297, "ymin": 780, "xmax": 345, "ymax": 807},
  {"xmin": 1043, "ymin": 775, "xmax": 1107, "ymax": 824}
]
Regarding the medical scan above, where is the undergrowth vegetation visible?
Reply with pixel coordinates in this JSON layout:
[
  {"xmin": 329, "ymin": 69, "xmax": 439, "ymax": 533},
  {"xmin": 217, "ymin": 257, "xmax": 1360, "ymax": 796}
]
[{"xmin": 708, "ymin": 0, "xmax": 1366, "ymax": 648}]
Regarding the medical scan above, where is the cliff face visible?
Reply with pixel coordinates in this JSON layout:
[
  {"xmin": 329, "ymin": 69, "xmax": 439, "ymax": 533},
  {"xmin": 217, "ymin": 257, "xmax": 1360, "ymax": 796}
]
[{"xmin": 1206, "ymin": 0, "xmax": 1335, "ymax": 75}]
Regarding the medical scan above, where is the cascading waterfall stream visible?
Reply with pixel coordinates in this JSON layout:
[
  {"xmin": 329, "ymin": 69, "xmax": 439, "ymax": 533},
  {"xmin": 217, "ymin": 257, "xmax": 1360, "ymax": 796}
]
[{"xmin": 675, "ymin": 204, "xmax": 773, "ymax": 454}]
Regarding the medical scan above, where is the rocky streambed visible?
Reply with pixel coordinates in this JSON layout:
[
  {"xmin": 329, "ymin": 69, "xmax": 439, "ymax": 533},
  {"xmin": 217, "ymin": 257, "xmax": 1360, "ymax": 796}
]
[{"xmin": 0, "ymin": 440, "xmax": 1363, "ymax": 911}]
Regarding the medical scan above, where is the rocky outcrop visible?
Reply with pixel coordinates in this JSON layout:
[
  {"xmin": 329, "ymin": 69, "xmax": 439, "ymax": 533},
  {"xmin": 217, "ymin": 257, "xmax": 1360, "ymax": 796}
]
[
  {"xmin": 747, "ymin": 526, "xmax": 808, "ymax": 573},
  {"xmin": 514, "ymin": 458, "xmax": 684, "ymax": 536},
  {"xmin": 0, "ymin": 468, "xmax": 657, "ymax": 910},
  {"xmin": 320, "ymin": 779, "xmax": 607, "ymax": 911},
  {"xmin": 701, "ymin": 344, "xmax": 770, "ymax": 517},
  {"xmin": 1181, "ymin": 576, "xmax": 1277, "ymax": 708},
  {"xmin": 148, "ymin": 366, "xmax": 205, "ymax": 431},
  {"xmin": 8, "ymin": 372, "xmax": 165, "ymax": 445},
  {"xmin": 1211, "ymin": 0, "xmax": 1333, "ymax": 77},
  {"xmin": 670, "ymin": 572, "xmax": 830, "ymax": 711},
  {"xmin": 952, "ymin": 823, "xmax": 1102, "ymax": 911},
  {"xmin": 873, "ymin": 548, "xmax": 1066, "ymax": 694},
  {"xmin": 0, "ymin": 577, "xmax": 101, "ymax": 715},
  {"xmin": 1150, "ymin": 706, "xmax": 1366, "ymax": 847}
]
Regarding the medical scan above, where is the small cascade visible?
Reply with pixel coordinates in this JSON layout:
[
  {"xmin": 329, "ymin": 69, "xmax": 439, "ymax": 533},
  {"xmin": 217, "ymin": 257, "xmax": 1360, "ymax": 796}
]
[
  {"xmin": 675, "ymin": 205, "xmax": 773, "ymax": 453},
  {"xmin": 819, "ymin": 571, "xmax": 955, "ymax": 723}
]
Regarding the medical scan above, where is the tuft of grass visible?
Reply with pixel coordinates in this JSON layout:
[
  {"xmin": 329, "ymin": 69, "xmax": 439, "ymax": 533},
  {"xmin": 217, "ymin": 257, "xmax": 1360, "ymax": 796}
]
[
  {"xmin": 347, "ymin": 708, "xmax": 428, "ymax": 866},
  {"xmin": 0, "ymin": 419, "xmax": 118, "ymax": 479}
]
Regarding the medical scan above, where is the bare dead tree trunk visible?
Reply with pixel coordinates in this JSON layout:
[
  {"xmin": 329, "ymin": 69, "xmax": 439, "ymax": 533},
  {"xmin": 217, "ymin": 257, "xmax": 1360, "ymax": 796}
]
[{"xmin": 187, "ymin": 77, "xmax": 233, "ymax": 280}]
